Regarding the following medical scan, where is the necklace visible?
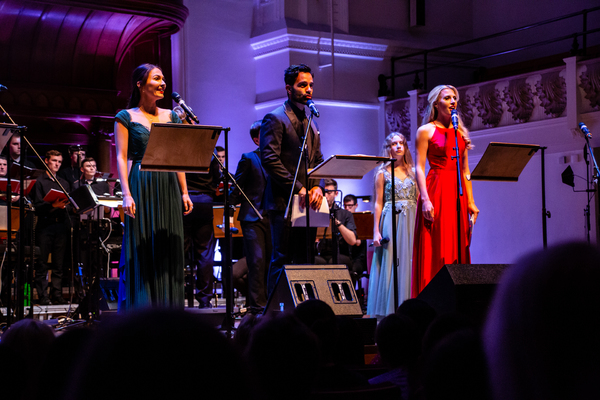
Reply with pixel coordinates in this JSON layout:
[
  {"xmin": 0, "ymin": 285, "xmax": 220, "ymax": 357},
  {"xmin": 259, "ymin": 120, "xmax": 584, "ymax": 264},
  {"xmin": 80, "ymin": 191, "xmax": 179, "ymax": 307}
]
[{"xmin": 139, "ymin": 107, "xmax": 158, "ymax": 125}]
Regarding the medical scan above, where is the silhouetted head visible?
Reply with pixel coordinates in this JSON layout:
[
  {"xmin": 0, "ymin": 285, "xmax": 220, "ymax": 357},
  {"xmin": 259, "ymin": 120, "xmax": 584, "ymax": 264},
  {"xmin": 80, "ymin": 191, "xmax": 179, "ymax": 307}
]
[{"xmin": 484, "ymin": 242, "xmax": 600, "ymax": 400}]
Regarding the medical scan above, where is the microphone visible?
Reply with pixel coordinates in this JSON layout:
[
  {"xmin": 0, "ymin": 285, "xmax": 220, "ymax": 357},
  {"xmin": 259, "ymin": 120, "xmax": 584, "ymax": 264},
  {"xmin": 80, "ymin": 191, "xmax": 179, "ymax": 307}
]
[
  {"xmin": 369, "ymin": 237, "xmax": 389, "ymax": 247},
  {"xmin": 307, "ymin": 100, "xmax": 320, "ymax": 118},
  {"xmin": 0, "ymin": 84, "xmax": 7, "ymax": 91},
  {"xmin": 171, "ymin": 92, "xmax": 199, "ymax": 124},
  {"xmin": 451, "ymin": 109, "xmax": 459, "ymax": 131},
  {"xmin": 217, "ymin": 224, "xmax": 239, "ymax": 234},
  {"xmin": 579, "ymin": 122, "xmax": 592, "ymax": 139}
]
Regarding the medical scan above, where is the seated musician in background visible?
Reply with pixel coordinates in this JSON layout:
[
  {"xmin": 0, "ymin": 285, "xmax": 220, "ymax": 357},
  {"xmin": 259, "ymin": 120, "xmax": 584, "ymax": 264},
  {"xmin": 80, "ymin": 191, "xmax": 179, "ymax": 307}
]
[
  {"xmin": 344, "ymin": 194, "xmax": 368, "ymax": 276},
  {"xmin": 30, "ymin": 150, "xmax": 70, "ymax": 305},
  {"xmin": 5, "ymin": 133, "xmax": 37, "ymax": 169},
  {"xmin": 315, "ymin": 179, "xmax": 357, "ymax": 269},
  {"xmin": 71, "ymin": 157, "xmax": 110, "ymax": 195},
  {"xmin": 58, "ymin": 145, "xmax": 85, "ymax": 186},
  {"xmin": 213, "ymin": 145, "xmax": 227, "ymax": 203},
  {"xmin": 0, "ymin": 154, "xmax": 20, "ymax": 205}
]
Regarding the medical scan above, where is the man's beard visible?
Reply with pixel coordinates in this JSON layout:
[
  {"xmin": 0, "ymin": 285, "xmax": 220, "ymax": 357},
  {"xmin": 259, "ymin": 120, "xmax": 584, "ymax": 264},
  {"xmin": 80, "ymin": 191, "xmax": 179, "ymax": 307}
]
[{"xmin": 290, "ymin": 89, "xmax": 308, "ymax": 105}]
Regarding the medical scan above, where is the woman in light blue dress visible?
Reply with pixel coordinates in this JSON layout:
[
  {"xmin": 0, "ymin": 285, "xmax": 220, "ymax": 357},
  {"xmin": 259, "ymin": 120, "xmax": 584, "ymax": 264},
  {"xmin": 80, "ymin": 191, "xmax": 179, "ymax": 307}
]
[{"xmin": 367, "ymin": 132, "xmax": 417, "ymax": 319}]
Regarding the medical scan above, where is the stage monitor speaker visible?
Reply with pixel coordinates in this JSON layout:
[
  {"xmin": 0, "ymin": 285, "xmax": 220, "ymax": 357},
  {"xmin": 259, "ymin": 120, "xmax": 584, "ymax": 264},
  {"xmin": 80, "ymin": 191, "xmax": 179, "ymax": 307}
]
[
  {"xmin": 264, "ymin": 264, "xmax": 362, "ymax": 317},
  {"xmin": 98, "ymin": 278, "xmax": 119, "ymax": 311},
  {"xmin": 417, "ymin": 264, "xmax": 509, "ymax": 324},
  {"xmin": 74, "ymin": 277, "xmax": 119, "ymax": 319}
]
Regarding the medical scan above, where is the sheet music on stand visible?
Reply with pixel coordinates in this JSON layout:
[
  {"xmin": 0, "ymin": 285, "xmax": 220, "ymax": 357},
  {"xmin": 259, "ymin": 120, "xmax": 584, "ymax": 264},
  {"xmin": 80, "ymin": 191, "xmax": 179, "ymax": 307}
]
[
  {"xmin": 141, "ymin": 122, "xmax": 222, "ymax": 173},
  {"xmin": 308, "ymin": 154, "xmax": 389, "ymax": 179},
  {"xmin": 290, "ymin": 194, "xmax": 330, "ymax": 227}
]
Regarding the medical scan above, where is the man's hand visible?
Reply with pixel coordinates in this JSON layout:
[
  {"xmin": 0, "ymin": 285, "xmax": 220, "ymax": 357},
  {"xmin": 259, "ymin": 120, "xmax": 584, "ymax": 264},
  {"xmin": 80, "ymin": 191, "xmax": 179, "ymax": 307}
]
[
  {"xmin": 299, "ymin": 186, "xmax": 323, "ymax": 211},
  {"xmin": 52, "ymin": 198, "xmax": 69, "ymax": 209}
]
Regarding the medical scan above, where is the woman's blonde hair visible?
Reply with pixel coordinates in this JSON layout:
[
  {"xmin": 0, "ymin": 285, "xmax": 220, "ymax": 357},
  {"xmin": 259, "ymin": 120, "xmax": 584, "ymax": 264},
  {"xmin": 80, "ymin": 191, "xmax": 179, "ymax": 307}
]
[
  {"xmin": 422, "ymin": 84, "xmax": 472, "ymax": 148},
  {"xmin": 377, "ymin": 132, "xmax": 415, "ymax": 179}
]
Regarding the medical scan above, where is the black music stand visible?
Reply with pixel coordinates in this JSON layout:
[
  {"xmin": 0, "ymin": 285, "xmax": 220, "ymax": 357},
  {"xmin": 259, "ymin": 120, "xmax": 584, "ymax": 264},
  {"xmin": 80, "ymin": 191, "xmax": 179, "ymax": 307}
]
[
  {"xmin": 308, "ymin": 155, "xmax": 400, "ymax": 307},
  {"xmin": 141, "ymin": 123, "xmax": 222, "ymax": 173},
  {"xmin": 0, "ymin": 123, "xmax": 20, "ymax": 325},
  {"xmin": 471, "ymin": 142, "xmax": 547, "ymax": 247},
  {"xmin": 141, "ymin": 123, "xmax": 230, "ymax": 318}
]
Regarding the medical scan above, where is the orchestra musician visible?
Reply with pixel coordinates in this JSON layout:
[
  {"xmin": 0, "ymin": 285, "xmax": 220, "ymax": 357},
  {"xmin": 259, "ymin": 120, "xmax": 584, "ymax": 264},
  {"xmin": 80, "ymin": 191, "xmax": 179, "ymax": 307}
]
[
  {"xmin": 71, "ymin": 157, "xmax": 110, "ymax": 195},
  {"xmin": 29, "ymin": 150, "xmax": 70, "ymax": 305},
  {"xmin": 229, "ymin": 120, "xmax": 271, "ymax": 315},
  {"xmin": 315, "ymin": 179, "xmax": 357, "ymax": 269},
  {"xmin": 58, "ymin": 145, "xmax": 86, "ymax": 186},
  {"xmin": 5, "ymin": 133, "xmax": 37, "ymax": 169}
]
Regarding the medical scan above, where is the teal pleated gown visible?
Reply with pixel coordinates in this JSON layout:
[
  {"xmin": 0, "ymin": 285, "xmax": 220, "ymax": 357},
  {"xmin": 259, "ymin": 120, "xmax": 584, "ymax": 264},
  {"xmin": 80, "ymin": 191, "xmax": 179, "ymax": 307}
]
[{"xmin": 116, "ymin": 110, "xmax": 184, "ymax": 310}]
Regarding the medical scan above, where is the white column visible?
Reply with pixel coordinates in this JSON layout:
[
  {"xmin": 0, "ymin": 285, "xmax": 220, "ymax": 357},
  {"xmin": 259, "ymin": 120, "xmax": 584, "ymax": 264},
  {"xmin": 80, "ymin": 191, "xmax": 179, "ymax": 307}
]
[
  {"xmin": 563, "ymin": 56, "xmax": 581, "ymax": 137},
  {"xmin": 378, "ymin": 96, "xmax": 388, "ymax": 143}
]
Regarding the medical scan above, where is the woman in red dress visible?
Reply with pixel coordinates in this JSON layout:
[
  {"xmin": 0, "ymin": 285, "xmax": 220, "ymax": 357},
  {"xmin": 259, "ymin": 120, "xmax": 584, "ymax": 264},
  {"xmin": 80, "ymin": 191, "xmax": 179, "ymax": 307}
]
[{"xmin": 412, "ymin": 85, "xmax": 479, "ymax": 296}]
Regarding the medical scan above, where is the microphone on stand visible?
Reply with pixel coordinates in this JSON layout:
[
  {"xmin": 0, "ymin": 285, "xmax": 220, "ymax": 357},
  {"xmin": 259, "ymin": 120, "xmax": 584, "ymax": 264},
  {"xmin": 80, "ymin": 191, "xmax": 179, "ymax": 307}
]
[
  {"xmin": 307, "ymin": 100, "xmax": 320, "ymax": 118},
  {"xmin": 451, "ymin": 109, "xmax": 459, "ymax": 131},
  {"xmin": 579, "ymin": 122, "xmax": 592, "ymax": 139},
  {"xmin": 172, "ymin": 92, "xmax": 199, "ymax": 124}
]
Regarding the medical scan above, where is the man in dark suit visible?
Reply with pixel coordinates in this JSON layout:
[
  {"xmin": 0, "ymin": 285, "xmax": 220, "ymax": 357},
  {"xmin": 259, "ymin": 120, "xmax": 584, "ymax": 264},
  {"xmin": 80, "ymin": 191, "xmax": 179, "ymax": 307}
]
[
  {"xmin": 71, "ymin": 157, "xmax": 110, "ymax": 195},
  {"xmin": 58, "ymin": 145, "xmax": 85, "ymax": 186},
  {"xmin": 230, "ymin": 121, "xmax": 271, "ymax": 314},
  {"xmin": 30, "ymin": 150, "xmax": 70, "ymax": 305},
  {"xmin": 260, "ymin": 63, "xmax": 325, "ymax": 297}
]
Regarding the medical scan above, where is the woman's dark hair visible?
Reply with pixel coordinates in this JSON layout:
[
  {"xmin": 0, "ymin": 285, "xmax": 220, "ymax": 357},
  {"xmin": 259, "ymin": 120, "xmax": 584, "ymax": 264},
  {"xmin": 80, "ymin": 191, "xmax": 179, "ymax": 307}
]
[{"xmin": 127, "ymin": 63, "xmax": 162, "ymax": 108}]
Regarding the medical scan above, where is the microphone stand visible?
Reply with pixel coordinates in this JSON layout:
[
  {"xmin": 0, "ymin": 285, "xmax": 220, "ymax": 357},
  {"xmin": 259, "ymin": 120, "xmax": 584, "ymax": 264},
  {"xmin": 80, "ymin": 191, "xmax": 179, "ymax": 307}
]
[
  {"xmin": 329, "ymin": 200, "xmax": 339, "ymax": 265},
  {"xmin": 284, "ymin": 112, "xmax": 315, "ymax": 264},
  {"xmin": 582, "ymin": 133, "xmax": 599, "ymax": 244},
  {"xmin": 389, "ymin": 158, "xmax": 399, "ymax": 311},
  {"xmin": 451, "ymin": 123, "xmax": 463, "ymax": 264}
]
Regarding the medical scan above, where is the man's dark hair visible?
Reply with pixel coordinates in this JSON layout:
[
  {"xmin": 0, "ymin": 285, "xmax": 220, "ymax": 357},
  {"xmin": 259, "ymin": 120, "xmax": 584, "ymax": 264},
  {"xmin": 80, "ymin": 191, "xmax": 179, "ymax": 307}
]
[
  {"xmin": 68, "ymin": 145, "xmax": 85, "ymax": 154},
  {"xmin": 324, "ymin": 178, "xmax": 338, "ymax": 190},
  {"xmin": 0, "ymin": 154, "xmax": 7, "ymax": 161},
  {"xmin": 343, "ymin": 194, "xmax": 357, "ymax": 205},
  {"xmin": 81, "ymin": 157, "xmax": 95, "ymax": 166},
  {"xmin": 215, "ymin": 146, "xmax": 225, "ymax": 153},
  {"xmin": 284, "ymin": 64, "xmax": 312, "ymax": 86},
  {"xmin": 250, "ymin": 120, "xmax": 262, "ymax": 140}
]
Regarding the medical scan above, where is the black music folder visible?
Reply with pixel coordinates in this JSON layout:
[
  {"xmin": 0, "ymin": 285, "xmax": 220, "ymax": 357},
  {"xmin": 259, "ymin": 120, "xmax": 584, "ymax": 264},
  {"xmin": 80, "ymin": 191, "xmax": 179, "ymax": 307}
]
[{"xmin": 141, "ymin": 123, "xmax": 222, "ymax": 173}]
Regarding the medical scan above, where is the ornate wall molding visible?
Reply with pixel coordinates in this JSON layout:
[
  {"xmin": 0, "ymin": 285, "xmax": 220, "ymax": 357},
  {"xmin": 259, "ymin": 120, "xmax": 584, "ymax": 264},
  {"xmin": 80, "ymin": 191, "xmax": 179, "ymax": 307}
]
[
  {"xmin": 579, "ymin": 62, "xmax": 600, "ymax": 111},
  {"xmin": 386, "ymin": 58, "xmax": 597, "ymax": 138},
  {"xmin": 534, "ymin": 71, "xmax": 567, "ymax": 118},
  {"xmin": 503, "ymin": 78, "xmax": 535, "ymax": 123},
  {"xmin": 385, "ymin": 99, "xmax": 411, "ymax": 140},
  {"xmin": 474, "ymin": 83, "xmax": 504, "ymax": 128}
]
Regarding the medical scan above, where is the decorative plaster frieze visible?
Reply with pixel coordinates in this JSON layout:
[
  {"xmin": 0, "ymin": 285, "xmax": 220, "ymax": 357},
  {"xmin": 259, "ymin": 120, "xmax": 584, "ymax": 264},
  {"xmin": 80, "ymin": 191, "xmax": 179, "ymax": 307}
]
[
  {"xmin": 386, "ymin": 60, "xmax": 591, "ymax": 136},
  {"xmin": 579, "ymin": 61, "xmax": 600, "ymax": 112}
]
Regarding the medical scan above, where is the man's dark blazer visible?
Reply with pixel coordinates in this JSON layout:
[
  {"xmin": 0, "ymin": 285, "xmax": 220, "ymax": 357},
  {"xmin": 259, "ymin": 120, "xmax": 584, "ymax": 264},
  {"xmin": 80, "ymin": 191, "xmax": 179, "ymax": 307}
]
[
  {"xmin": 260, "ymin": 100, "xmax": 324, "ymax": 212},
  {"xmin": 229, "ymin": 148, "xmax": 266, "ymax": 222}
]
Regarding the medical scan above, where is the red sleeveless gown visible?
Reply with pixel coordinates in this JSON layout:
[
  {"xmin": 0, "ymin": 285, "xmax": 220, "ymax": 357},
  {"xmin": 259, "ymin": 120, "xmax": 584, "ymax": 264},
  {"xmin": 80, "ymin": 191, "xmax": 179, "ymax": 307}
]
[{"xmin": 412, "ymin": 126, "xmax": 471, "ymax": 296}]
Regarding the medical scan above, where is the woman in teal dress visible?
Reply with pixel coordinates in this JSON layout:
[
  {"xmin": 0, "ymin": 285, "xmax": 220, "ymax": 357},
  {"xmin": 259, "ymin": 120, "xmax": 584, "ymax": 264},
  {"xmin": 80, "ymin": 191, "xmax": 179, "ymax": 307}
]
[
  {"xmin": 114, "ymin": 63, "xmax": 193, "ymax": 310},
  {"xmin": 367, "ymin": 132, "xmax": 417, "ymax": 320}
]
